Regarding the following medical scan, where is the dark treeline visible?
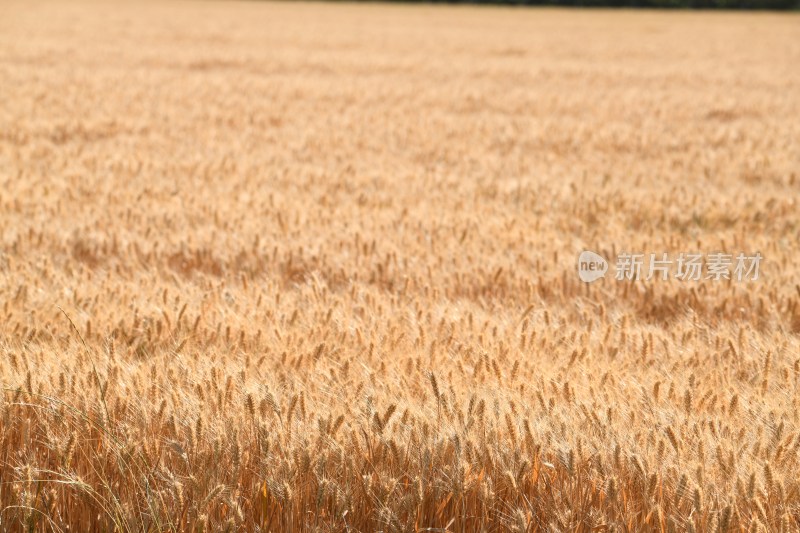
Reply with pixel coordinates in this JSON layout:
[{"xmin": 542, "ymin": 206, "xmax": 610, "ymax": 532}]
[{"xmin": 389, "ymin": 0, "xmax": 798, "ymax": 8}]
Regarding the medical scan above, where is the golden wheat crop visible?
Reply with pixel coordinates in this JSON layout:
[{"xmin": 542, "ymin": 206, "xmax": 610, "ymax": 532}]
[{"xmin": 1, "ymin": 1, "xmax": 799, "ymax": 531}]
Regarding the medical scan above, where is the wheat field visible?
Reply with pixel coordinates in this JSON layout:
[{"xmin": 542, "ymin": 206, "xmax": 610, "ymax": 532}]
[{"xmin": 1, "ymin": 1, "xmax": 800, "ymax": 531}]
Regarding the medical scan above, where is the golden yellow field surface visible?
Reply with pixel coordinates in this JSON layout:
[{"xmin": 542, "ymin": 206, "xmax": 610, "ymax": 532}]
[{"xmin": 1, "ymin": 1, "xmax": 800, "ymax": 531}]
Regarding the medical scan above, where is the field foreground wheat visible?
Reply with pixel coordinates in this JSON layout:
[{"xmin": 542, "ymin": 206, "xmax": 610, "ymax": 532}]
[{"xmin": 1, "ymin": 1, "xmax": 800, "ymax": 531}]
